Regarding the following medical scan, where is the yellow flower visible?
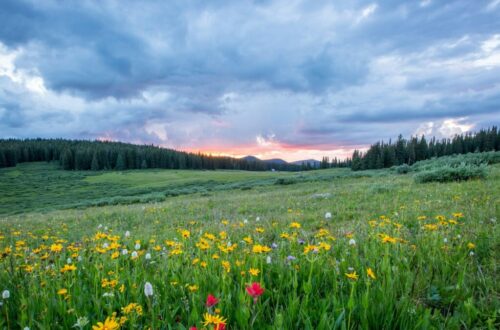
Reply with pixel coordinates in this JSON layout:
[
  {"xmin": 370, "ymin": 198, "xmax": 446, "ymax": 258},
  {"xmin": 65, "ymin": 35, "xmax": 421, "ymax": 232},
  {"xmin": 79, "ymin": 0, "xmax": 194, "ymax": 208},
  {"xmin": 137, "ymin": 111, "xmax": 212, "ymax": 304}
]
[
  {"xmin": 345, "ymin": 271, "xmax": 359, "ymax": 281},
  {"xmin": 50, "ymin": 244, "xmax": 63, "ymax": 253},
  {"xmin": 222, "ymin": 261, "xmax": 231, "ymax": 273},
  {"xmin": 280, "ymin": 232, "xmax": 290, "ymax": 239},
  {"xmin": 303, "ymin": 244, "xmax": 318, "ymax": 254},
  {"xmin": 452, "ymin": 212, "xmax": 464, "ymax": 218},
  {"xmin": 366, "ymin": 268, "xmax": 376, "ymax": 280},
  {"xmin": 111, "ymin": 251, "xmax": 119, "ymax": 259},
  {"xmin": 252, "ymin": 244, "xmax": 271, "ymax": 254},
  {"xmin": 60, "ymin": 264, "xmax": 77, "ymax": 273},
  {"xmin": 249, "ymin": 268, "xmax": 260, "ymax": 276},
  {"xmin": 203, "ymin": 313, "xmax": 227, "ymax": 327},
  {"xmin": 92, "ymin": 313, "xmax": 120, "ymax": 330},
  {"xmin": 243, "ymin": 236, "xmax": 253, "ymax": 244},
  {"xmin": 255, "ymin": 227, "xmax": 265, "ymax": 233},
  {"xmin": 57, "ymin": 288, "xmax": 68, "ymax": 295},
  {"xmin": 467, "ymin": 242, "xmax": 476, "ymax": 249},
  {"xmin": 188, "ymin": 284, "xmax": 198, "ymax": 292},
  {"xmin": 290, "ymin": 222, "xmax": 301, "ymax": 229}
]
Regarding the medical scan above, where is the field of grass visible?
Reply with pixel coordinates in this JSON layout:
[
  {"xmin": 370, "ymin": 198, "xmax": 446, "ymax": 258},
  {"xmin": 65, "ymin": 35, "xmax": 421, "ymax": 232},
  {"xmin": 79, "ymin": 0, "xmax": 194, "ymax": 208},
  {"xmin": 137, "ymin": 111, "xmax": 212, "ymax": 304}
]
[{"xmin": 0, "ymin": 162, "xmax": 499, "ymax": 329}]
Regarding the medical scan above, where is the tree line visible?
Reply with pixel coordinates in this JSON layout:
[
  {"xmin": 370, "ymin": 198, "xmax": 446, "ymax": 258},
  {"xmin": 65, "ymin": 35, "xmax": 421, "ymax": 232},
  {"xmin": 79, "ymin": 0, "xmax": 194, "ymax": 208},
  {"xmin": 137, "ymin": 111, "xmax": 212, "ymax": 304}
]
[
  {"xmin": 0, "ymin": 139, "xmax": 304, "ymax": 172},
  {"xmin": 351, "ymin": 126, "xmax": 500, "ymax": 171}
]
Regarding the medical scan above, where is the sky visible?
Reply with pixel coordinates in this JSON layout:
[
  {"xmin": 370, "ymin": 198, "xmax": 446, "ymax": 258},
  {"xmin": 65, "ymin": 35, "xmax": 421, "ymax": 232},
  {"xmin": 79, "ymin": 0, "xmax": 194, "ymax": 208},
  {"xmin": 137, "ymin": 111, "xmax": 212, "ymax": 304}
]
[{"xmin": 1, "ymin": 0, "xmax": 499, "ymax": 162}]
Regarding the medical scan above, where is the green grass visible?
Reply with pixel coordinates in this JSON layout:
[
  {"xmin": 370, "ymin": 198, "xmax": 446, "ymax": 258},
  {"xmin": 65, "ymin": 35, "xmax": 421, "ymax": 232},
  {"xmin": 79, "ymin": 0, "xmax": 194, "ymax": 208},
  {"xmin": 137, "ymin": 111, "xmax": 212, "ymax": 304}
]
[{"xmin": 0, "ymin": 162, "xmax": 498, "ymax": 329}]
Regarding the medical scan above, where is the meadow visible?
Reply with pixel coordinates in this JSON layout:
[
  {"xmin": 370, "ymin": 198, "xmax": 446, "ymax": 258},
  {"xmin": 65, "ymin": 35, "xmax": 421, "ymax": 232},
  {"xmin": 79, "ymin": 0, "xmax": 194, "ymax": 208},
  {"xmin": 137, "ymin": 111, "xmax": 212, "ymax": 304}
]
[{"xmin": 0, "ymin": 160, "xmax": 498, "ymax": 329}]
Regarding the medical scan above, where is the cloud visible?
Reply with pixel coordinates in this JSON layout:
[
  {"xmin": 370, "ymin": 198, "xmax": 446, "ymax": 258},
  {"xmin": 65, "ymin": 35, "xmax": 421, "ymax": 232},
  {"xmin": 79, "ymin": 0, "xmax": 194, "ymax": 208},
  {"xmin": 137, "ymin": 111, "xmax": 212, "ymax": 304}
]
[{"xmin": 0, "ymin": 0, "xmax": 499, "ymax": 161}]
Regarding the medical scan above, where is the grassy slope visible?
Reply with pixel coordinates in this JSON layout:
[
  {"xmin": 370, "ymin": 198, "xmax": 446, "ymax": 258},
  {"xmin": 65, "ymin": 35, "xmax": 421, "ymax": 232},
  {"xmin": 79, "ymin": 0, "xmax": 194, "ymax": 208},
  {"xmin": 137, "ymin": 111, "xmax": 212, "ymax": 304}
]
[{"xmin": 0, "ymin": 164, "xmax": 498, "ymax": 328}]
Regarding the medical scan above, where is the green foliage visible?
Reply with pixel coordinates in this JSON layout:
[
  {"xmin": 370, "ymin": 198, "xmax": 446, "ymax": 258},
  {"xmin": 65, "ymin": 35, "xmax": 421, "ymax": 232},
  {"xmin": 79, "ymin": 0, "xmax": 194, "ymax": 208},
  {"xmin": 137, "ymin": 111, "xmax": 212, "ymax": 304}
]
[
  {"xmin": 394, "ymin": 163, "xmax": 412, "ymax": 174},
  {"xmin": 352, "ymin": 126, "xmax": 500, "ymax": 170},
  {"xmin": 0, "ymin": 138, "xmax": 304, "ymax": 172},
  {"xmin": 0, "ymin": 163, "xmax": 498, "ymax": 329},
  {"xmin": 414, "ymin": 164, "xmax": 487, "ymax": 183}
]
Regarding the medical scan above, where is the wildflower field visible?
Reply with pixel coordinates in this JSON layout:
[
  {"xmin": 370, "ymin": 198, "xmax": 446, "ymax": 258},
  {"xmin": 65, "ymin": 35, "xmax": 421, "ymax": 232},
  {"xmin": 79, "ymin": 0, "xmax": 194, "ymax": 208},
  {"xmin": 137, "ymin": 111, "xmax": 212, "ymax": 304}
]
[{"xmin": 0, "ymin": 163, "xmax": 499, "ymax": 329}]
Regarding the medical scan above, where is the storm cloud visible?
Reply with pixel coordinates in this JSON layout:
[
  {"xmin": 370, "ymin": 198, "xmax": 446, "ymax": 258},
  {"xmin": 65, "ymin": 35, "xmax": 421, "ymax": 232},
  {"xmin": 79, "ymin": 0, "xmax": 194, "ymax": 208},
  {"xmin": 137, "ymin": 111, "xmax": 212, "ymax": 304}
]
[{"xmin": 1, "ymin": 0, "xmax": 499, "ymax": 160}]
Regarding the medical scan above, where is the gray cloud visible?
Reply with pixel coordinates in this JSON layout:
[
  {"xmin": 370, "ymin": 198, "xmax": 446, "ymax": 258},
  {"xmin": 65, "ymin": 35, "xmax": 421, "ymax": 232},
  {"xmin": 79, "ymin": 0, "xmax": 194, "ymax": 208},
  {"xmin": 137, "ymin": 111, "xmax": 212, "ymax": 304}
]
[{"xmin": 0, "ymin": 0, "xmax": 499, "ymax": 159}]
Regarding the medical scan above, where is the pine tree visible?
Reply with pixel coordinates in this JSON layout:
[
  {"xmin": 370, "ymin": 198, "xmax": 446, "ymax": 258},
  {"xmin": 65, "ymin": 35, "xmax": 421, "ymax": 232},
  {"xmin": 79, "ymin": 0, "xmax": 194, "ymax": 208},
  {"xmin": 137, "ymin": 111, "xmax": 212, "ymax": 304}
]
[
  {"xmin": 91, "ymin": 153, "xmax": 100, "ymax": 171},
  {"xmin": 115, "ymin": 153, "xmax": 126, "ymax": 171}
]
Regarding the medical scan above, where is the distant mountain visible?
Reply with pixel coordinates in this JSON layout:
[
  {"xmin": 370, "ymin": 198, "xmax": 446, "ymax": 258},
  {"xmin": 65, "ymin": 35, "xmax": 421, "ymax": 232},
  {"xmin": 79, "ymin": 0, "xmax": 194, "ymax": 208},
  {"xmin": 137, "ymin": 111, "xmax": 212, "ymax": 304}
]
[
  {"xmin": 291, "ymin": 159, "xmax": 321, "ymax": 167},
  {"xmin": 241, "ymin": 156, "xmax": 288, "ymax": 165}
]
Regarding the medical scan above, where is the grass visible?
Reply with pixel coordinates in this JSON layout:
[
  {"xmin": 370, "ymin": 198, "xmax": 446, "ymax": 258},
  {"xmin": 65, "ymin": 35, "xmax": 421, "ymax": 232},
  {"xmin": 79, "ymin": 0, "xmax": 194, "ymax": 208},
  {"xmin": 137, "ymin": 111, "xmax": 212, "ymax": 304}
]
[{"xmin": 0, "ymin": 162, "xmax": 498, "ymax": 329}]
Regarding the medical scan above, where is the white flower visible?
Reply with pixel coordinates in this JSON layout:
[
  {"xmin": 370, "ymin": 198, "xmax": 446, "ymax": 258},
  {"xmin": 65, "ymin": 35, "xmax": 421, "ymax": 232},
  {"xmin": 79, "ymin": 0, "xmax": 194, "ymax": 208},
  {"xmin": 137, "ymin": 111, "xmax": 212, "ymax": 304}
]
[
  {"xmin": 102, "ymin": 292, "xmax": 114, "ymax": 298},
  {"xmin": 73, "ymin": 316, "xmax": 89, "ymax": 329},
  {"xmin": 243, "ymin": 219, "xmax": 248, "ymax": 224},
  {"xmin": 347, "ymin": 266, "xmax": 354, "ymax": 272},
  {"xmin": 24, "ymin": 327, "xmax": 30, "ymax": 330},
  {"xmin": 131, "ymin": 251, "xmax": 138, "ymax": 259},
  {"xmin": 125, "ymin": 231, "xmax": 131, "ymax": 238},
  {"xmin": 457, "ymin": 234, "xmax": 462, "ymax": 239},
  {"xmin": 77, "ymin": 256, "xmax": 83, "ymax": 262},
  {"xmin": 469, "ymin": 251, "xmax": 475, "ymax": 257},
  {"xmin": 145, "ymin": 253, "xmax": 151, "ymax": 260},
  {"xmin": 443, "ymin": 238, "xmax": 448, "ymax": 243},
  {"xmin": 102, "ymin": 243, "xmax": 109, "ymax": 249},
  {"xmin": 266, "ymin": 256, "xmax": 272, "ymax": 264},
  {"xmin": 104, "ymin": 226, "xmax": 108, "ymax": 231},
  {"xmin": 67, "ymin": 258, "xmax": 72, "ymax": 264},
  {"xmin": 2, "ymin": 290, "xmax": 10, "ymax": 299},
  {"xmin": 325, "ymin": 212, "xmax": 332, "ymax": 219},
  {"xmin": 144, "ymin": 282, "xmax": 154, "ymax": 297},
  {"xmin": 134, "ymin": 243, "xmax": 141, "ymax": 250},
  {"xmin": 348, "ymin": 239, "xmax": 356, "ymax": 246},
  {"xmin": 122, "ymin": 249, "xmax": 128, "ymax": 255},
  {"xmin": 256, "ymin": 217, "xmax": 260, "ymax": 222},
  {"xmin": 98, "ymin": 224, "xmax": 103, "ymax": 229}
]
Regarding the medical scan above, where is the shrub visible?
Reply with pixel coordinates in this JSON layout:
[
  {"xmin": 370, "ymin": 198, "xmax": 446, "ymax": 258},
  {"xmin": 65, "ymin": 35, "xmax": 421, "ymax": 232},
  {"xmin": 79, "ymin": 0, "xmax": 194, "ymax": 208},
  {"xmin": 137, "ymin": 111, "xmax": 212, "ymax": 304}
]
[
  {"xmin": 414, "ymin": 164, "xmax": 487, "ymax": 183},
  {"xmin": 395, "ymin": 164, "xmax": 412, "ymax": 174}
]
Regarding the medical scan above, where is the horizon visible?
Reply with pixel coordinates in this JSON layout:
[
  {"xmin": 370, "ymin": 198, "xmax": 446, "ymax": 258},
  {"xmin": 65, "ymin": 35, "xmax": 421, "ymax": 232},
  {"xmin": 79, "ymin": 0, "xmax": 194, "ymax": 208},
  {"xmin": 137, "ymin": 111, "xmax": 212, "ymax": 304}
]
[{"xmin": 1, "ymin": 1, "xmax": 500, "ymax": 162}]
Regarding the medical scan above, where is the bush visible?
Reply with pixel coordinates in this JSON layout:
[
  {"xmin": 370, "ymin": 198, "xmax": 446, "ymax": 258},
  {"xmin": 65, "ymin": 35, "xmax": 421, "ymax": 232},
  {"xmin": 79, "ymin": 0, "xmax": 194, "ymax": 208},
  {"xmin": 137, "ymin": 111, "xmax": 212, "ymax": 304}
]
[
  {"xmin": 275, "ymin": 177, "xmax": 298, "ymax": 185},
  {"xmin": 395, "ymin": 164, "xmax": 412, "ymax": 174},
  {"xmin": 414, "ymin": 164, "xmax": 487, "ymax": 183}
]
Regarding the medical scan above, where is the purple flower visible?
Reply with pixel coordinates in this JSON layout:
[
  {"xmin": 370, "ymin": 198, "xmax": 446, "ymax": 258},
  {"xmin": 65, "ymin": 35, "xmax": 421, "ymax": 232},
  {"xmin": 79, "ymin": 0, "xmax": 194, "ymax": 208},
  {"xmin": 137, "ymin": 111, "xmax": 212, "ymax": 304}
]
[
  {"xmin": 287, "ymin": 255, "xmax": 296, "ymax": 261},
  {"xmin": 271, "ymin": 243, "xmax": 278, "ymax": 249},
  {"xmin": 298, "ymin": 239, "xmax": 305, "ymax": 245}
]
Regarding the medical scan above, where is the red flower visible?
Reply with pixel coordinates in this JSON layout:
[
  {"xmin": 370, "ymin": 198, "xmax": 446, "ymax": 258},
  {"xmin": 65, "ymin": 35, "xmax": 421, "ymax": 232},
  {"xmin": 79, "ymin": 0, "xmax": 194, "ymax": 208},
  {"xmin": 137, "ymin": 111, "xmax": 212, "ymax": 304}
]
[
  {"xmin": 246, "ymin": 282, "xmax": 265, "ymax": 303},
  {"xmin": 214, "ymin": 323, "xmax": 226, "ymax": 330},
  {"xmin": 206, "ymin": 294, "xmax": 219, "ymax": 308},
  {"xmin": 189, "ymin": 327, "xmax": 198, "ymax": 330}
]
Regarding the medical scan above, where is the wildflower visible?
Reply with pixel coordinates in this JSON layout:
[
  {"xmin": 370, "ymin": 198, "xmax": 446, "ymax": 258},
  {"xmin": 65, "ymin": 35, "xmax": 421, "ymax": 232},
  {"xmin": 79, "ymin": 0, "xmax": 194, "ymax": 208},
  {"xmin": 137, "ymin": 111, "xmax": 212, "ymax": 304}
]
[
  {"xmin": 266, "ymin": 256, "xmax": 272, "ymax": 264},
  {"xmin": 125, "ymin": 231, "xmax": 130, "ymax": 238},
  {"xmin": 252, "ymin": 244, "xmax": 271, "ymax": 254},
  {"xmin": 348, "ymin": 239, "xmax": 356, "ymax": 246},
  {"xmin": 57, "ymin": 288, "xmax": 68, "ymax": 296},
  {"xmin": 467, "ymin": 242, "xmax": 476, "ymax": 249},
  {"xmin": 290, "ymin": 222, "xmax": 301, "ymax": 229},
  {"xmin": 60, "ymin": 264, "xmax": 77, "ymax": 273},
  {"xmin": 286, "ymin": 255, "xmax": 296, "ymax": 262},
  {"xmin": 246, "ymin": 282, "xmax": 265, "ymax": 303},
  {"xmin": 121, "ymin": 249, "xmax": 128, "ymax": 255},
  {"xmin": 271, "ymin": 242, "xmax": 278, "ymax": 249},
  {"xmin": 188, "ymin": 285, "xmax": 198, "ymax": 292},
  {"xmin": 92, "ymin": 313, "xmax": 120, "ymax": 330},
  {"xmin": 366, "ymin": 268, "xmax": 376, "ymax": 280},
  {"xmin": 203, "ymin": 313, "xmax": 227, "ymax": 328},
  {"xmin": 73, "ymin": 316, "xmax": 90, "ymax": 329},
  {"xmin": 249, "ymin": 268, "xmax": 260, "ymax": 276},
  {"xmin": 2, "ymin": 290, "xmax": 10, "ymax": 299},
  {"xmin": 134, "ymin": 243, "xmax": 141, "ymax": 250},
  {"xmin": 131, "ymin": 251, "xmax": 138, "ymax": 259},
  {"xmin": 181, "ymin": 230, "xmax": 191, "ymax": 239},
  {"xmin": 111, "ymin": 251, "xmax": 119, "ymax": 259},
  {"xmin": 345, "ymin": 271, "xmax": 359, "ymax": 281},
  {"xmin": 144, "ymin": 282, "xmax": 153, "ymax": 297},
  {"xmin": 206, "ymin": 294, "xmax": 219, "ymax": 308},
  {"xmin": 50, "ymin": 244, "xmax": 63, "ymax": 252},
  {"xmin": 145, "ymin": 253, "xmax": 151, "ymax": 260}
]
